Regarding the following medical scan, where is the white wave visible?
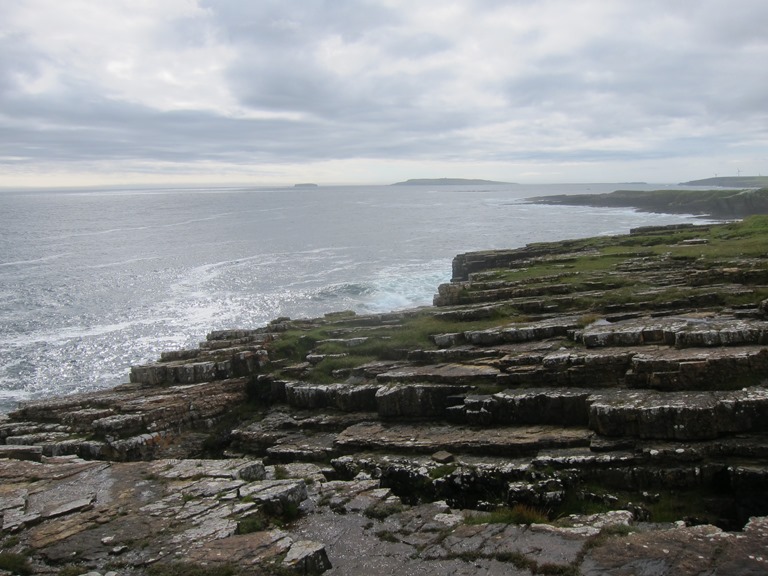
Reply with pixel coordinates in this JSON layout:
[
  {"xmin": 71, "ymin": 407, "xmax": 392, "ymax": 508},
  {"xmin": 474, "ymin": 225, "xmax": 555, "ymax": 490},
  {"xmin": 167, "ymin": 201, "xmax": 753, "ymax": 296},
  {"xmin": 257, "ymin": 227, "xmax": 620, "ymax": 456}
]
[
  {"xmin": 0, "ymin": 317, "xmax": 175, "ymax": 348},
  {"xmin": 39, "ymin": 212, "xmax": 238, "ymax": 241},
  {"xmin": 0, "ymin": 253, "xmax": 72, "ymax": 267},
  {"xmin": 84, "ymin": 256, "xmax": 163, "ymax": 269}
]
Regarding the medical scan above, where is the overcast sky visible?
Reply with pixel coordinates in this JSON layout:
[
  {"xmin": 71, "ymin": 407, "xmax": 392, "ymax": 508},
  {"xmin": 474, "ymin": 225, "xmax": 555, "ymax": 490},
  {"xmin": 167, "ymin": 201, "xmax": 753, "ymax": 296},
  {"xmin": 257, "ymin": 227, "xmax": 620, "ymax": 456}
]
[{"xmin": 1, "ymin": 0, "xmax": 767, "ymax": 187}]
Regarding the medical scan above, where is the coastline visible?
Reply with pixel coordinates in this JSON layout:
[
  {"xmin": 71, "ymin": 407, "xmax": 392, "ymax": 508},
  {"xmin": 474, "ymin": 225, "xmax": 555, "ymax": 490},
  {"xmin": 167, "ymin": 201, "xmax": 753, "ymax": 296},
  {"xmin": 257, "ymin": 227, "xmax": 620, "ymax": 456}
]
[
  {"xmin": 526, "ymin": 186, "xmax": 768, "ymax": 219},
  {"xmin": 3, "ymin": 207, "xmax": 768, "ymax": 574}
]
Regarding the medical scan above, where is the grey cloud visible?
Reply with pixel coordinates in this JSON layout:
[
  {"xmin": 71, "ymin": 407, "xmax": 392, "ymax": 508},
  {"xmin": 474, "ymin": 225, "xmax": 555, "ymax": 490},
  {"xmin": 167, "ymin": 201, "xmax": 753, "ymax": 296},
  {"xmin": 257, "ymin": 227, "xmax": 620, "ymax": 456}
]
[
  {"xmin": 202, "ymin": 0, "xmax": 402, "ymax": 44},
  {"xmin": 1, "ymin": 85, "xmax": 466, "ymax": 167},
  {"xmin": 1, "ymin": 0, "xmax": 766, "ymax": 180}
]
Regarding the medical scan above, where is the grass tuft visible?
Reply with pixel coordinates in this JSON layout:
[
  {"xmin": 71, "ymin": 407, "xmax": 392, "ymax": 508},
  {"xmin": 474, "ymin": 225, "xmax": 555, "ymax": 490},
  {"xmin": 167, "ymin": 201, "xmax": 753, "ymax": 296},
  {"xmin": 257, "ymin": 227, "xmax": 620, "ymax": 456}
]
[
  {"xmin": 0, "ymin": 552, "xmax": 32, "ymax": 576},
  {"xmin": 466, "ymin": 504, "xmax": 548, "ymax": 526}
]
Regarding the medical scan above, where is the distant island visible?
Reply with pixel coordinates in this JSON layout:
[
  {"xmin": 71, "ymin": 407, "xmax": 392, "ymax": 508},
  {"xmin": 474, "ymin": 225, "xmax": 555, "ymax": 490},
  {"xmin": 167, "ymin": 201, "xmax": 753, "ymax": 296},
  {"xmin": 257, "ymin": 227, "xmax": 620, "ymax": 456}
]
[
  {"xmin": 527, "ymin": 187, "xmax": 768, "ymax": 219},
  {"xmin": 294, "ymin": 183, "xmax": 319, "ymax": 188},
  {"xmin": 680, "ymin": 176, "xmax": 768, "ymax": 188},
  {"xmin": 392, "ymin": 178, "xmax": 513, "ymax": 186}
]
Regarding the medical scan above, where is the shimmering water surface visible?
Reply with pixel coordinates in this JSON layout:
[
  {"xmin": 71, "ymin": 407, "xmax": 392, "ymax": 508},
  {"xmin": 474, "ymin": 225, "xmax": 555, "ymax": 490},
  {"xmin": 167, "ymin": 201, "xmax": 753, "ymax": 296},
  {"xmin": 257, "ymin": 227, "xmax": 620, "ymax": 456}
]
[{"xmin": 0, "ymin": 183, "xmax": 708, "ymax": 412}]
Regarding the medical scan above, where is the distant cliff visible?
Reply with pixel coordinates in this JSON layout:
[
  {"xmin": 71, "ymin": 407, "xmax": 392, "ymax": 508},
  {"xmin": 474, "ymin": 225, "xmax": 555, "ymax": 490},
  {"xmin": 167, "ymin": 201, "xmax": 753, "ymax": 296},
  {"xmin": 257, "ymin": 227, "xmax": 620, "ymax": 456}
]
[
  {"xmin": 527, "ymin": 187, "xmax": 768, "ymax": 219},
  {"xmin": 681, "ymin": 176, "xmax": 768, "ymax": 188}
]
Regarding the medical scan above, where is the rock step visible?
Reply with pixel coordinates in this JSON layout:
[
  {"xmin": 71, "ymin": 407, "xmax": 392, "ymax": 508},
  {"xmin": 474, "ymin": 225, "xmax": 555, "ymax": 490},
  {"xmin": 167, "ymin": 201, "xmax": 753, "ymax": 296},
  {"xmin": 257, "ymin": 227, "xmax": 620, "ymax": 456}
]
[
  {"xmin": 579, "ymin": 316, "xmax": 768, "ymax": 348},
  {"xmin": 589, "ymin": 387, "xmax": 768, "ymax": 440},
  {"xmin": 449, "ymin": 388, "xmax": 594, "ymax": 426},
  {"xmin": 458, "ymin": 316, "xmax": 582, "ymax": 346},
  {"xmin": 268, "ymin": 374, "xmax": 768, "ymax": 435},
  {"xmin": 447, "ymin": 386, "xmax": 768, "ymax": 440},
  {"xmin": 229, "ymin": 409, "xmax": 376, "ymax": 457},
  {"xmin": 496, "ymin": 348, "xmax": 634, "ymax": 388},
  {"xmin": 494, "ymin": 345, "xmax": 768, "ymax": 391},
  {"xmin": 443, "ymin": 315, "xmax": 768, "ymax": 350},
  {"xmin": 334, "ymin": 421, "xmax": 593, "ymax": 456},
  {"xmin": 329, "ymin": 445, "xmax": 768, "ymax": 512},
  {"xmin": 407, "ymin": 346, "xmax": 506, "ymax": 363},
  {"xmin": 626, "ymin": 345, "xmax": 768, "ymax": 390},
  {"xmin": 5, "ymin": 379, "xmax": 250, "ymax": 460},
  {"xmin": 277, "ymin": 381, "xmax": 477, "ymax": 418},
  {"xmin": 130, "ymin": 347, "xmax": 268, "ymax": 385}
]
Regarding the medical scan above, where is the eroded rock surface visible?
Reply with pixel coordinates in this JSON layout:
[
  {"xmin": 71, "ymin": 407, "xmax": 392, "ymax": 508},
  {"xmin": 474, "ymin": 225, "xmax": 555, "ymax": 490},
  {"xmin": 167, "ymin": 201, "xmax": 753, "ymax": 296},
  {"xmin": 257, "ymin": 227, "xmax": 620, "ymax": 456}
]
[{"xmin": 4, "ymin": 222, "xmax": 768, "ymax": 574}]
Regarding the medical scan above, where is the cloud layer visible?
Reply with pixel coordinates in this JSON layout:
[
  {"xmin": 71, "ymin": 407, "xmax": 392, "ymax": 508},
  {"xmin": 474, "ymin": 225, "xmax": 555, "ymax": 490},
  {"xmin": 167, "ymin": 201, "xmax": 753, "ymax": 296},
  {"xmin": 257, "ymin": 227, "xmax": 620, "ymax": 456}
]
[{"xmin": 2, "ymin": 0, "xmax": 767, "ymax": 185}]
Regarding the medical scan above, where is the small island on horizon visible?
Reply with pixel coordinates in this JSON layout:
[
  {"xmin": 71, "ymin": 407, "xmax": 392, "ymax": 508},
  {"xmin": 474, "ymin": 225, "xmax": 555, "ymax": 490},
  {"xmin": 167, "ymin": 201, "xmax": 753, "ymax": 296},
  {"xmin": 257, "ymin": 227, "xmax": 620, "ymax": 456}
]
[
  {"xmin": 392, "ymin": 177, "xmax": 514, "ymax": 186},
  {"xmin": 294, "ymin": 183, "xmax": 319, "ymax": 188}
]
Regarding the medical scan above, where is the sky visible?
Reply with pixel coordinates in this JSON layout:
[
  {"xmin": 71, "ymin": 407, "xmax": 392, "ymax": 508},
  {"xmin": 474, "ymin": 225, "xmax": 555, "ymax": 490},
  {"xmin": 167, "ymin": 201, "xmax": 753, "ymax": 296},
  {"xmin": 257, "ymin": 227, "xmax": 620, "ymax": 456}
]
[{"xmin": 1, "ymin": 0, "xmax": 767, "ymax": 187}]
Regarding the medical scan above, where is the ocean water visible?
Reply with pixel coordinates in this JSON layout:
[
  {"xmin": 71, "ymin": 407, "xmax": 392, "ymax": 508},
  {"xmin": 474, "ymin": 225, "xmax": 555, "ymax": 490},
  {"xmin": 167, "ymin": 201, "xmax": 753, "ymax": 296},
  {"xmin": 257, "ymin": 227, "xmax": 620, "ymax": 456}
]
[{"xmin": 0, "ymin": 182, "xmax": 709, "ymax": 413}]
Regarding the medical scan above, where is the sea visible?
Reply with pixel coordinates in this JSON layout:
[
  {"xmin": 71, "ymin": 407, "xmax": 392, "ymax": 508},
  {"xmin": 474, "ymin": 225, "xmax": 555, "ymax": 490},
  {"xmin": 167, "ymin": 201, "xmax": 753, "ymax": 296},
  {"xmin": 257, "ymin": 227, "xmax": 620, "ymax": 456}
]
[{"xmin": 0, "ymin": 182, "xmax": 712, "ymax": 413}]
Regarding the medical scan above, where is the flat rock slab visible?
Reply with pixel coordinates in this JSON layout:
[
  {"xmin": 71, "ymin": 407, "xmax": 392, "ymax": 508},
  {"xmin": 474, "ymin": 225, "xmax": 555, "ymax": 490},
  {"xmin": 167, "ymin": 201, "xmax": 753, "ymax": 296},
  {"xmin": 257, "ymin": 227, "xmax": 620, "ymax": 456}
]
[
  {"xmin": 582, "ymin": 519, "xmax": 768, "ymax": 575},
  {"xmin": 5, "ymin": 379, "xmax": 250, "ymax": 460},
  {"xmin": 0, "ymin": 444, "xmax": 43, "ymax": 461},
  {"xmin": 3, "ymin": 453, "xmax": 768, "ymax": 576},
  {"xmin": 422, "ymin": 522, "xmax": 586, "ymax": 566},
  {"xmin": 580, "ymin": 316, "xmax": 768, "ymax": 348},
  {"xmin": 334, "ymin": 422, "xmax": 592, "ymax": 456},
  {"xmin": 147, "ymin": 458, "xmax": 265, "ymax": 481},
  {"xmin": 589, "ymin": 386, "xmax": 768, "ymax": 440},
  {"xmin": 376, "ymin": 363, "xmax": 500, "ymax": 383},
  {"xmin": 0, "ymin": 455, "xmax": 325, "ymax": 574}
]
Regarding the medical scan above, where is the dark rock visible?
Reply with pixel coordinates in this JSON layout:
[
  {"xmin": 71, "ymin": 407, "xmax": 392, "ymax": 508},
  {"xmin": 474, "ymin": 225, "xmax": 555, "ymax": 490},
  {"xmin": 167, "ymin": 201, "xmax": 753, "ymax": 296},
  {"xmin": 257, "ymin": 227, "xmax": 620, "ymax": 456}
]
[{"xmin": 375, "ymin": 384, "xmax": 473, "ymax": 418}]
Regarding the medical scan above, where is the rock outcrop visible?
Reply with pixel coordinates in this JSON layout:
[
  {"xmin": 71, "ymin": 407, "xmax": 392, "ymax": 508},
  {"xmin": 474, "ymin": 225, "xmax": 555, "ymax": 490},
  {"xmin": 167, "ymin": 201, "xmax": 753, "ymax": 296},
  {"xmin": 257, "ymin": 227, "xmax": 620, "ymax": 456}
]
[{"xmin": 3, "ymin": 220, "xmax": 768, "ymax": 575}]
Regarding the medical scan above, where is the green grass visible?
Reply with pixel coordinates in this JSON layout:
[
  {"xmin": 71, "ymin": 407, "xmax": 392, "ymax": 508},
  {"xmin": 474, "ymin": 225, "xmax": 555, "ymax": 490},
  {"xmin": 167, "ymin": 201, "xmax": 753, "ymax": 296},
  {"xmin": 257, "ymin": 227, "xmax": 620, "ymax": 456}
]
[
  {"xmin": 0, "ymin": 553, "xmax": 32, "ymax": 576},
  {"xmin": 267, "ymin": 309, "xmax": 527, "ymax": 379},
  {"xmin": 58, "ymin": 567, "xmax": 90, "ymax": 576},
  {"xmin": 273, "ymin": 465, "xmax": 289, "ymax": 480},
  {"xmin": 467, "ymin": 216, "xmax": 768, "ymax": 288},
  {"xmin": 305, "ymin": 354, "xmax": 378, "ymax": 383},
  {"xmin": 147, "ymin": 562, "xmax": 238, "ymax": 576},
  {"xmin": 363, "ymin": 500, "xmax": 405, "ymax": 520},
  {"xmin": 466, "ymin": 504, "xmax": 548, "ymax": 526},
  {"xmin": 459, "ymin": 218, "xmax": 768, "ymax": 314},
  {"xmin": 556, "ymin": 490, "xmax": 614, "ymax": 519},
  {"xmin": 1, "ymin": 535, "xmax": 20, "ymax": 549},
  {"xmin": 429, "ymin": 464, "xmax": 458, "ymax": 479},
  {"xmin": 236, "ymin": 512, "xmax": 269, "ymax": 534}
]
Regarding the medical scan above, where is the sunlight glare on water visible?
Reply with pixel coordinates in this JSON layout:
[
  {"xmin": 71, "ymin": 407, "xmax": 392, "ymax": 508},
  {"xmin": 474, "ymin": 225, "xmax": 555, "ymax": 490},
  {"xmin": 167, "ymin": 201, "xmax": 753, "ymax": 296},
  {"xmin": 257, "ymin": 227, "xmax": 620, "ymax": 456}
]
[{"xmin": 0, "ymin": 183, "xmax": 710, "ymax": 412}]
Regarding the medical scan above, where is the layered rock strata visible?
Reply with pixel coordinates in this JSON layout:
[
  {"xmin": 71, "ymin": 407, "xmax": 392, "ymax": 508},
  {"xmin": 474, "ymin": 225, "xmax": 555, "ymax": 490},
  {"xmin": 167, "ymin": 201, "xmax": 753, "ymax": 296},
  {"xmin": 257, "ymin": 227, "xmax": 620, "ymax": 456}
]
[{"xmin": 3, "ymin": 221, "xmax": 768, "ymax": 575}]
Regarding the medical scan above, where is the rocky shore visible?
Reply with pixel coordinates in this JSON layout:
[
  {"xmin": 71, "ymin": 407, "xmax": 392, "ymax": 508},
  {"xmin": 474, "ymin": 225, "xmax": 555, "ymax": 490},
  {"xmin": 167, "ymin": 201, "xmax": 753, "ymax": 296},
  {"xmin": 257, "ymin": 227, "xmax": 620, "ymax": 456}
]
[
  {"xmin": 3, "ymin": 217, "xmax": 768, "ymax": 575},
  {"xmin": 527, "ymin": 186, "xmax": 768, "ymax": 218}
]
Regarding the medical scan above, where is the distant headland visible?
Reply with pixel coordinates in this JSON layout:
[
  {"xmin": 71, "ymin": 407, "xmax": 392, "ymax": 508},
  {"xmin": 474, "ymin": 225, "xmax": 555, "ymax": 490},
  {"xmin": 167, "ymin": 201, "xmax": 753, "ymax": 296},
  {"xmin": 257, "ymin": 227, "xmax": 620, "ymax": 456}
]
[
  {"xmin": 392, "ymin": 178, "xmax": 514, "ymax": 186},
  {"xmin": 527, "ymin": 185, "xmax": 768, "ymax": 219},
  {"xmin": 294, "ymin": 183, "xmax": 319, "ymax": 188},
  {"xmin": 680, "ymin": 176, "xmax": 768, "ymax": 188}
]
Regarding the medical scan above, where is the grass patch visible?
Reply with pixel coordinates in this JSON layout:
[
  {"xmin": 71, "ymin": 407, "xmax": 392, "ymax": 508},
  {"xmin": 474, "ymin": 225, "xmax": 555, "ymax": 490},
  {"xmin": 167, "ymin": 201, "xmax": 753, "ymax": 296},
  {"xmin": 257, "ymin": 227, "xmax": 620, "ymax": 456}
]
[
  {"xmin": 429, "ymin": 464, "xmax": 457, "ymax": 480},
  {"xmin": 452, "ymin": 550, "xmax": 579, "ymax": 575},
  {"xmin": 466, "ymin": 504, "xmax": 548, "ymax": 526},
  {"xmin": 556, "ymin": 489, "xmax": 615, "ymax": 518},
  {"xmin": 645, "ymin": 491, "xmax": 716, "ymax": 523},
  {"xmin": 269, "ymin": 327, "xmax": 332, "ymax": 363},
  {"xmin": 146, "ymin": 562, "xmax": 238, "ymax": 576},
  {"xmin": 236, "ymin": 512, "xmax": 269, "ymax": 534},
  {"xmin": 375, "ymin": 530, "xmax": 400, "ymax": 543},
  {"xmin": 464, "ymin": 217, "xmax": 768, "ymax": 299},
  {"xmin": 273, "ymin": 465, "xmax": 289, "ymax": 480},
  {"xmin": 305, "ymin": 354, "xmax": 377, "ymax": 383},
  {"xmin": 58, "ymin": 568, "xmax": 90, "ymax": 576},
  {"xmin": 0, "ymin": 553, "xmax": 32, "ymax": 576},
  {"xmin": 1, "ymin": 535, "xmax": 20, "ymax": 549},
  {"xmin": 364, "ymin": 500, "xmax": 404, "ymax": 520}
]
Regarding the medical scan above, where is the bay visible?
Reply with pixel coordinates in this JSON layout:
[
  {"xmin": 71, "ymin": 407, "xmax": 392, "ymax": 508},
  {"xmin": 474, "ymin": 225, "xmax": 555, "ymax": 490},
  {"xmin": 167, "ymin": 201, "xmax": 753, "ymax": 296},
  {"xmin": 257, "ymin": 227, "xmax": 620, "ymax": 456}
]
[{"xmin": 0, "ymin": 182, "xmax": 708, "ymax": 412}]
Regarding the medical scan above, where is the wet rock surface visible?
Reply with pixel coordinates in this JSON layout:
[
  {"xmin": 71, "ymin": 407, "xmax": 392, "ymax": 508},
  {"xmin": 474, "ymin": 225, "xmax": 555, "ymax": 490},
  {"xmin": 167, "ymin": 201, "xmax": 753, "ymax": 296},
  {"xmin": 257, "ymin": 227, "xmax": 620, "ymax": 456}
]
[{"xmin": 4, "ymin": 221, "xmax": 768, "ymax": 574}]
